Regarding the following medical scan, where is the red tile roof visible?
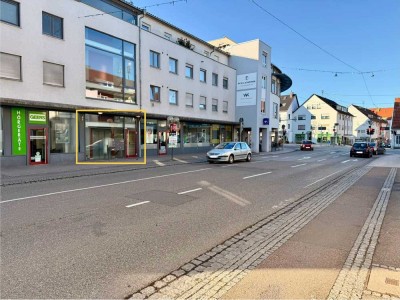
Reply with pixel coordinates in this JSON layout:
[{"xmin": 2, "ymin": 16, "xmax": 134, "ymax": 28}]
[
  {"xmin": 392, "ymin": 98, "xmax": 400, "ymax": 129},
  {"xmin": 370, "ymin": 107, "xmax": 393, "ymax": 120}
]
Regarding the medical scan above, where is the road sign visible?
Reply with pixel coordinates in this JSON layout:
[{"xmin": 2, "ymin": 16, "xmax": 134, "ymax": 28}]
[{"xmin": 263, "ymin": 118, "xmax": 269, "ymax": 125}]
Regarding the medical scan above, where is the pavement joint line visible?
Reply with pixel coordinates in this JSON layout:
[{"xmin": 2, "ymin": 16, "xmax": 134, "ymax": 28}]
[
  {"xmin": 127, "ymin": 166, "xmax": 372, "ymax": 299},
  {"xmin": 328, "ymin": 167, "xmax": 397, "ymax": 300}
]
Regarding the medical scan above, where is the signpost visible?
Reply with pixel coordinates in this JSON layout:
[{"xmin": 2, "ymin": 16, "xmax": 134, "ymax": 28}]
[{"xmin": 167, "ymin": 116, "xmax": 180, "ymax": 160}]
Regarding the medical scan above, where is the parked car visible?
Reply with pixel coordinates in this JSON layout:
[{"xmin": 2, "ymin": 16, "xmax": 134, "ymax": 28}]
[
  {"xmin": 300, "ymin": 140, "xmax": 313, "ymax": 151},
  {"xmin": 369, "ymin": 142, "xmax": 378, "ymax": 155},
  {"xmin": 350, "ymin": 142, "xmax": 373, "ymax": 158},
  {"xmin": 207, "ymin": 142, "xmax": 252, "ymax": 164},
  {"xmin": 384, "ymin": 143, "xmax": 391, "ymax": 148}
]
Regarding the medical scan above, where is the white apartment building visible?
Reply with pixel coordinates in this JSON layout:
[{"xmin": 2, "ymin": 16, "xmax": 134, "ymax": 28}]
[
  {"xmin": 292, "ymin": 106, "xmax": 313, "ymax": 143},
  {"xmin": 279, "ymin": 93, "xmax": 299, "ymax": 143},
  {"xmin": 348, "ymin": 105, "xmax": 388, "ymax": 142},
  {"xmin": 208, "ymin": 37, "xmax": 292, "ymax": 152},
  {"xmin": 0, "ymin": 0, "xmax": 237, "ymax": 166},
  {"xmin": 304, "ymin": 94, "xmax": 354, "ymax": 145}
]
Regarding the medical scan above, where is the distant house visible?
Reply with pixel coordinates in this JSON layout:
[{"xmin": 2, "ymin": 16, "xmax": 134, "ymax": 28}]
[
  {"xmin": 348, "ymin": 105, "xmax": 388, "ymax": 142},
  {"xmin": 370, "ymin": 107, "xmax": 393, "ymax": 144},
  {"xmin": 392, "ymin": 98, "xmax": 400, "ymax": 148},
  {"xmin": 303, "ymin": 94, "xmax": 354, "ymax": 145},
  {"xmin": 292, "ymin": 105, "xmax": 312, "ymax": 143},
  {"xmin": 279, "ymin": 93, "xmax": 300, "ymax": 143}
]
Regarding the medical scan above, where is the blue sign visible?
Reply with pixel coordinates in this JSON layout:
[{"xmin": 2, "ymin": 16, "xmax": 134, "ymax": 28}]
[{"xmin": 263, "ymin": 118, "xmax": 269, "ymax": 125}]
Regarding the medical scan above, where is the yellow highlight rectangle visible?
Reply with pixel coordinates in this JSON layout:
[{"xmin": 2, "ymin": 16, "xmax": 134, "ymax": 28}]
[{"xmin": 75, "ymin": 109, "xmax": 146, "ymax": 165}]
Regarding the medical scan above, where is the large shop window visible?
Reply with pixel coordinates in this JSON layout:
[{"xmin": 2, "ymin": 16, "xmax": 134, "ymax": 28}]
[
  {"xmin": 183, "ymin": 123, "xmax": 211, "ymax": 146},
  {"xmin": 49, "ymin": 111, "xmax": 75, "ymax": 153},
  {"xmin": 85, "ymin": 28, "xmax": 136, "ymax": 103}
]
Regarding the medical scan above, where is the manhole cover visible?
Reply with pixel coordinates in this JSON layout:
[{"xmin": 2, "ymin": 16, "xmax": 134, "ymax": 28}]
[
  {"xmin": 367, "ymin": 266, "xmax": 400, "ymax": 297},
  {"xmin": 127, "ymin": 190, "xmax": 195, "ymax": 207}
]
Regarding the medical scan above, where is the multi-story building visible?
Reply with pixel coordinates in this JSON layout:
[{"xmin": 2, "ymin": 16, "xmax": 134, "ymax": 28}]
[
  {"xmin": 370, "ymin": 107, "xmax": 394, "ymax": 145},
  {"xmin": 391, "ymin": 98, "xmax": 400, "ymax": 148},
  {"xmin": 348, "ymin": 105, "xmax": 388, "ymax": 142},
  {"xmin": 303, "ymin": 94, "xmax": 354, "ymax": 145},
  {"xmin": 208, "ymin": 37, "xmax": 292, "ymax": 152},
  {"xmin": 279, "ymin": 93, "xmax": 299, "ymax": 143},
  {"xmin": 0, "ymin": 0, "xmax": 237, "ymax": 166}
]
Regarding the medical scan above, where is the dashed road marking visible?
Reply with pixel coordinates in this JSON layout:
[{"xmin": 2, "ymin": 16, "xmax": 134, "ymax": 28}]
[
  {"xmin": 178, "ymin": 188, "xmax": 202, "ymax": 195},
  {"xmin": 243, "ymin": 172, "xmax": 272, "ymax": 179},
  {"xmin": 174, "ymin": 158, "xmax": 188, "ymax": 163},
  {"xmin": 126, "ymin": 201, "xmax": 150, "ymax": 208},
  {"xmin": 291, "ymin": 163, "xmax": 307, "ymax": 168},
  {"xmin": 154, "ymin": 160, "xmax": 165, "ymax": 166}
]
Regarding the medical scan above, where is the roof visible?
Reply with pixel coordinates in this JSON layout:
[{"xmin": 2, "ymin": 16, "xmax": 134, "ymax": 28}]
[
  {"xmin": 370, "ymin": 107, "xmax": 393, "ymax": 120},
  {"xmin": 392, "ymin": 98, "xmax": 400, "ymax": 129},
  {"xmin": 352, "ymin": 105, "xmax": 387, "ymax": 123},
  {"xmin": 305, "ymin": 94, "xmax": 354, "ymax": 117},
  {"xmin": 280, "ymin": 94, "xmax": 298, "ymax": 112}
]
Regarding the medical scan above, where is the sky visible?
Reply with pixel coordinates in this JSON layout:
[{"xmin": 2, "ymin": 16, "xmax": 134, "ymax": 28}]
[{"xmin": 133, "ymin": 0, "xmax": 400, "ymax": 109}]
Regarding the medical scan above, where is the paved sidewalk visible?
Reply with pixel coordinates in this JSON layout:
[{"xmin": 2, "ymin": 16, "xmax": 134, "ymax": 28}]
[{"xmin": 0, "ymin": 144, "xmax": 299, "ymax": 185}]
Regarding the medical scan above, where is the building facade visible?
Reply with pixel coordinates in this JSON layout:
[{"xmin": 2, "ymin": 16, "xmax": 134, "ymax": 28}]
[
  {"xmin": 279, "ymin": 93, "xmax": 299, "ymax": 143},
  {"xmin": 304, "ymin": 94, "xmax": 354, "ymax": 145},
  {"xmin": 0, "ymin": 0, "xmax": 238, "ymax": 166}
]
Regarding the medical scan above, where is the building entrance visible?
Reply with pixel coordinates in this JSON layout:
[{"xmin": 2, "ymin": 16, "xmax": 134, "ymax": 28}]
[
  {"xmin": 126, "ymin": 129, "xmax": 137, "ymax": 157},
  {"xmin": 29, "ymin": 128, "xmax": 48, "ymax": 165}
]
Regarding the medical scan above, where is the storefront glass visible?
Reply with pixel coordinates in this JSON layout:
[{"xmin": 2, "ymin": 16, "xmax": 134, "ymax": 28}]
[
  {"xmin": 49, "ymin": 111, "xmax": 76, "ymax": 153},
  {"xmin": 85, "ymin": 113, "xmax": 124, "ymax": 160},
  {"xmin": 183, "ymin": 122, "xmax": 211, "ymax": 147}
]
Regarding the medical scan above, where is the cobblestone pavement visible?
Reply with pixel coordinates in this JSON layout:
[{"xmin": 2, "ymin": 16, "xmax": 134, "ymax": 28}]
[
  {"xmin": 128, "ymin": 165, "xmax": 373, "ymax": 299},
  {"xmin": 328, "ymin": 168, "xmax": 399, "ymax": 300}
]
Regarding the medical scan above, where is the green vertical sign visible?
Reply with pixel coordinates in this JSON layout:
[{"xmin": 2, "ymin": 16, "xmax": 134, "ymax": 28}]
[{"xmin": 12, "ymin": 107, "xmax": 27, "ymax": 155}]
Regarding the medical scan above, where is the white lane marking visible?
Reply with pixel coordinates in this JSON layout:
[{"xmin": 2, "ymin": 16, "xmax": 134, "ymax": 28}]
[
  {"xmin": 341, "ymin": 160, "xmax": 351, "ymax": 163},
  {"xmin": 298, "ymin": 156, "xmax": 311, "ymax": 160},
  {"xmin": 243, "ymin": 172, "xmax": 272, "ymax": 179},
  {"xmin": 330, "ymin": 151, "xmax": 336, "ymax": 154},
  {"xmin": 304, "ymin": 167, "xmax": 350, "ymax": 188},
  {"xmin": 332, "ymin": 156, "xmax": 339, "ymax": 158},
  {"xmin": 271, "ymin": 155, "xmax": 278, "ymax": 158},
  {"xmin": 173, "ymin": 158, "xmax": 188, "ymax": 163},
  {"xmin": 352, "ymin": 159, "xmax": 358, "ymax": 162},
  {"xmin": 291, "ymin": 163, "xmax": 307, "ymax": 168},
  {"xmin": 0, "ymin": 168, "xmax": 212, "ymax": 204},
  {"xmin": 178, "ymin": 188, "xmax": 202, "ymax": 195},
  {"xmin": 317, "ymin": 158, "xmax": 327, "ymax": 162},
  {"xmin": 153, "ymin": 160, "xmax": 165, "ymax": 166},
  {"xmin": 126, "ymin": 201, "xmax": 150, "ymax": 208},
  {"xmin": 192, "ymin": 156, "xmax": 199, "ymax": 158}
]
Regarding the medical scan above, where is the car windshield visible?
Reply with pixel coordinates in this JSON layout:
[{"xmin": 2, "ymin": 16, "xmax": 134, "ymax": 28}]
[
  {"xmin": 302, "ymin": 141, "xmax": 312, "ymax": 144},
  {"xmin": 354, "ymin": 143, "xmax": 367, "ymax": 148},
  {"xmin": 370, "ymin": 143, "xmax": 376, "ymax": 146},
  {"xmin": 215, "ymin": 142, "xmax": 235, "ymax": 149}
]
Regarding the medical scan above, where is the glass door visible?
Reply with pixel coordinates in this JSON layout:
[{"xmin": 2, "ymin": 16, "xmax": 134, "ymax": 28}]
[
  {"xmin": 158, "ymin": 131, "xmax": 168, "ymax": 155},
  {"xmin": 126, "ymin": 129, "xmax": 137, "ymax": 157},
  {"xmin": 29, "ymin": 128, "xmax": 48, "ymax": 165}
]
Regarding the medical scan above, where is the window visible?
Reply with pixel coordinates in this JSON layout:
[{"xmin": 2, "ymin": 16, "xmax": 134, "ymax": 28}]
[
  {"xmin": 150, "ymin": 85, "xmax": 160, "ymax": 102},
  {"xmin": 185, "ymin": 93, "xmax": 193, "ymax": 107},
  {"xmin": 321, "ymin": 114, "xmax": 330, "ymax": 119},
  {"xmin": 200, "ymin": 69, "xmax": 206, "ymax": 83},
  {"xmin": 49, "ymin": 111, "xmax": 75, "ymax": 154},
  {"xmin": 311, "ymin": 115, "xmax": 316, "ymax": 119},
  {"xmin": 43, "ymin": 61, "xmax": 64, "ymax": 87},
  {"xmin": 298, "ymin": 125, "xmax": 306, "ymax": 130},
  {"xmin": 273, "ymin": 102, "xmax": 278, "ymax": 119},
  {"xmin": 223, "ymin": 77, "xmax": 228, "ymax": 89},
  {"xmin": 199, "ymin": 96, "xmax": 206, "ymax": 110},
  {"xmin": 288, "ymin": 124, "xmax": 290, "ymax": 129},
  {"xmin": 204, "ymin": 51, "xmax": 209, "ymax": 57},
  {"xmin": 42, "ymin": 12, "xmax": 63, "ymax": 39},
  {"xmin": 85, "ymin": 28, "xmax": 136, "ymax": 103},
  {"xmin": 298, "ymin": 115, "xmax": 306, "ymax": 121},
  {"xmin": 212, "ymin": 73, "xmax": 218, "ymax": 86},
  {"xmin": 80, "ymin": 0, "xmax": 137, "ymax": 25},
  {"xmin": 169, "ymin": 58, "xmax": 177, "ymax": 74},
  {"xmin": 271, "ymin": 79, "xmax": 276, "ymax": 94},
  {"xmin": 261, "ymin": 51, "xmax": 268, "ymax": 67},
  {"xmin": 164, "ymin": 32, "xmax": 172, "ymax": 40},
  {"xmin": 169, "ymin": 89, "xmax": 177, "ymax": 105},
  {"xmin": 141, "ymin": 22, "xmax": 150, "ymax": 31},
  {"xmin": 185, "ymin": 64, "xmax": 193, "ymax": 79},
  {"xmin": 0, "ymin": 52, "xmax": 21, "ymax": 80},
  {"xmin": 223, "ymin": 101, "xmax": 228, "ymax": 113},
  {"xmin": 212, "ymin": 99, "xmax": 218, "ymax": 112},
  {"xmin": 261, "ymin": 100, "xmax": 265, "ymax": 113},
  {"xmin": 1, "ymin": 0, "xmax": 19, "ymax": 26},
  {"xmin": 150, "ymin": 51, "xmax": 160, "ymax": 68},
  {"xmin": 261, "ymin": 76, "xmax": 267, "ymax": 89}
]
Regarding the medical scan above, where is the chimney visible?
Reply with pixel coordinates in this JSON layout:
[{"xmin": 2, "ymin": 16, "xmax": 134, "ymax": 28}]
[{"xmin": 290, "ymin": 91, "xmax": 294, "ymax": 98}]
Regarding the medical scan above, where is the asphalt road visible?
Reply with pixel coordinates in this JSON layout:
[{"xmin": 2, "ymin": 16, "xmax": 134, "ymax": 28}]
[{"xmin": 0, "ymin": 146, "xmax": 392, "ymax": 298}]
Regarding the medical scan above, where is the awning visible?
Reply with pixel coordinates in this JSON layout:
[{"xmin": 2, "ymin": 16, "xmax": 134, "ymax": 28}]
[{"xmin": 273, "ymin": 73, "xmax": 292, "ymax": 92}]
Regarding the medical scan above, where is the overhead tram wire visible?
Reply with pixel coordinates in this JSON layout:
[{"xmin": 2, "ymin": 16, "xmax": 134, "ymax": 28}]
[
  {"xmin": 141, "ymin": 0, "xmax": 188, "ymax": 9},
  {"xmin": 250, "ymin": 0, "xmax": 378, "ymax": 107}
]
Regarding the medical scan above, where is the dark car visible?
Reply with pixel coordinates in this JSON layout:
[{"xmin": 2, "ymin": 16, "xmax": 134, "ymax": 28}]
[
  {"xmin": 369, "ymin": 142, "xmax": 378, "ymax": 155},
  {"xmin": 350, "ymin": 142, "xmax": 373, "ymax": 158},
  {"xmin": 377, "ymin": 143, "xmax": 386, "ymax": 155},
  {"xmin": 384, "ymin": 143, "xmax": 391, "ymax": 148},
  {"xmin": 300, "ymin": 140, "xmax": 313, "ymax": 151}
]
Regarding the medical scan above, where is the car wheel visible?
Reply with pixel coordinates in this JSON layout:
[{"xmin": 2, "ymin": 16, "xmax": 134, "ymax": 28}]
[
  {"xmin": 246, "ymin": 153, "xmax": 251, "ymax": 162},
  {"xmin": 228, "ymin": 155, "xmax": 234, "ymax": 164}
]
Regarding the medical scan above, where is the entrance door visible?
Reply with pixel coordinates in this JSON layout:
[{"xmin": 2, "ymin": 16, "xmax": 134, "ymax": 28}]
[
  {"xmin": 90, "ymin": 128, "xmax": 111, "ymax": 160},
  {"xmin": 158, "ymin": 131, "xmax": 168, "ymax": 155},
  {"xmin": 29, "ymin": 128, "xmax": 48, "ymax": 165},
  {"xmin": 126, "ymin": 129, "xmax": 137, "ymax": 157}
]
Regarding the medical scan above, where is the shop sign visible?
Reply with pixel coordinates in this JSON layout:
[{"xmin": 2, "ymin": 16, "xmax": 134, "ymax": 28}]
[
  {"xmin": 11, "ymin": 107, "xmax": 27, "ymax": 155},
  {"xmin": 236, "ymin": 89, "xmax": 256, "ymax": 106},
  {"xmin": 28, "ymin": 111, "xmax": 47, "ymax": 124},
  {"xmin": 237, "ymin": 73, "xmax": 257, "ymax": 91},
  {"xmin": 168, "ymin": 133, "xmax": 178, "ymax": 148}
]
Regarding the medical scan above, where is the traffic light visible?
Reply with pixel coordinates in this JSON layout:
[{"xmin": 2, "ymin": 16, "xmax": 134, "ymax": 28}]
[{"xmin": 366, "ymin": 128, "xmax": 370, "ymax": 134}]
